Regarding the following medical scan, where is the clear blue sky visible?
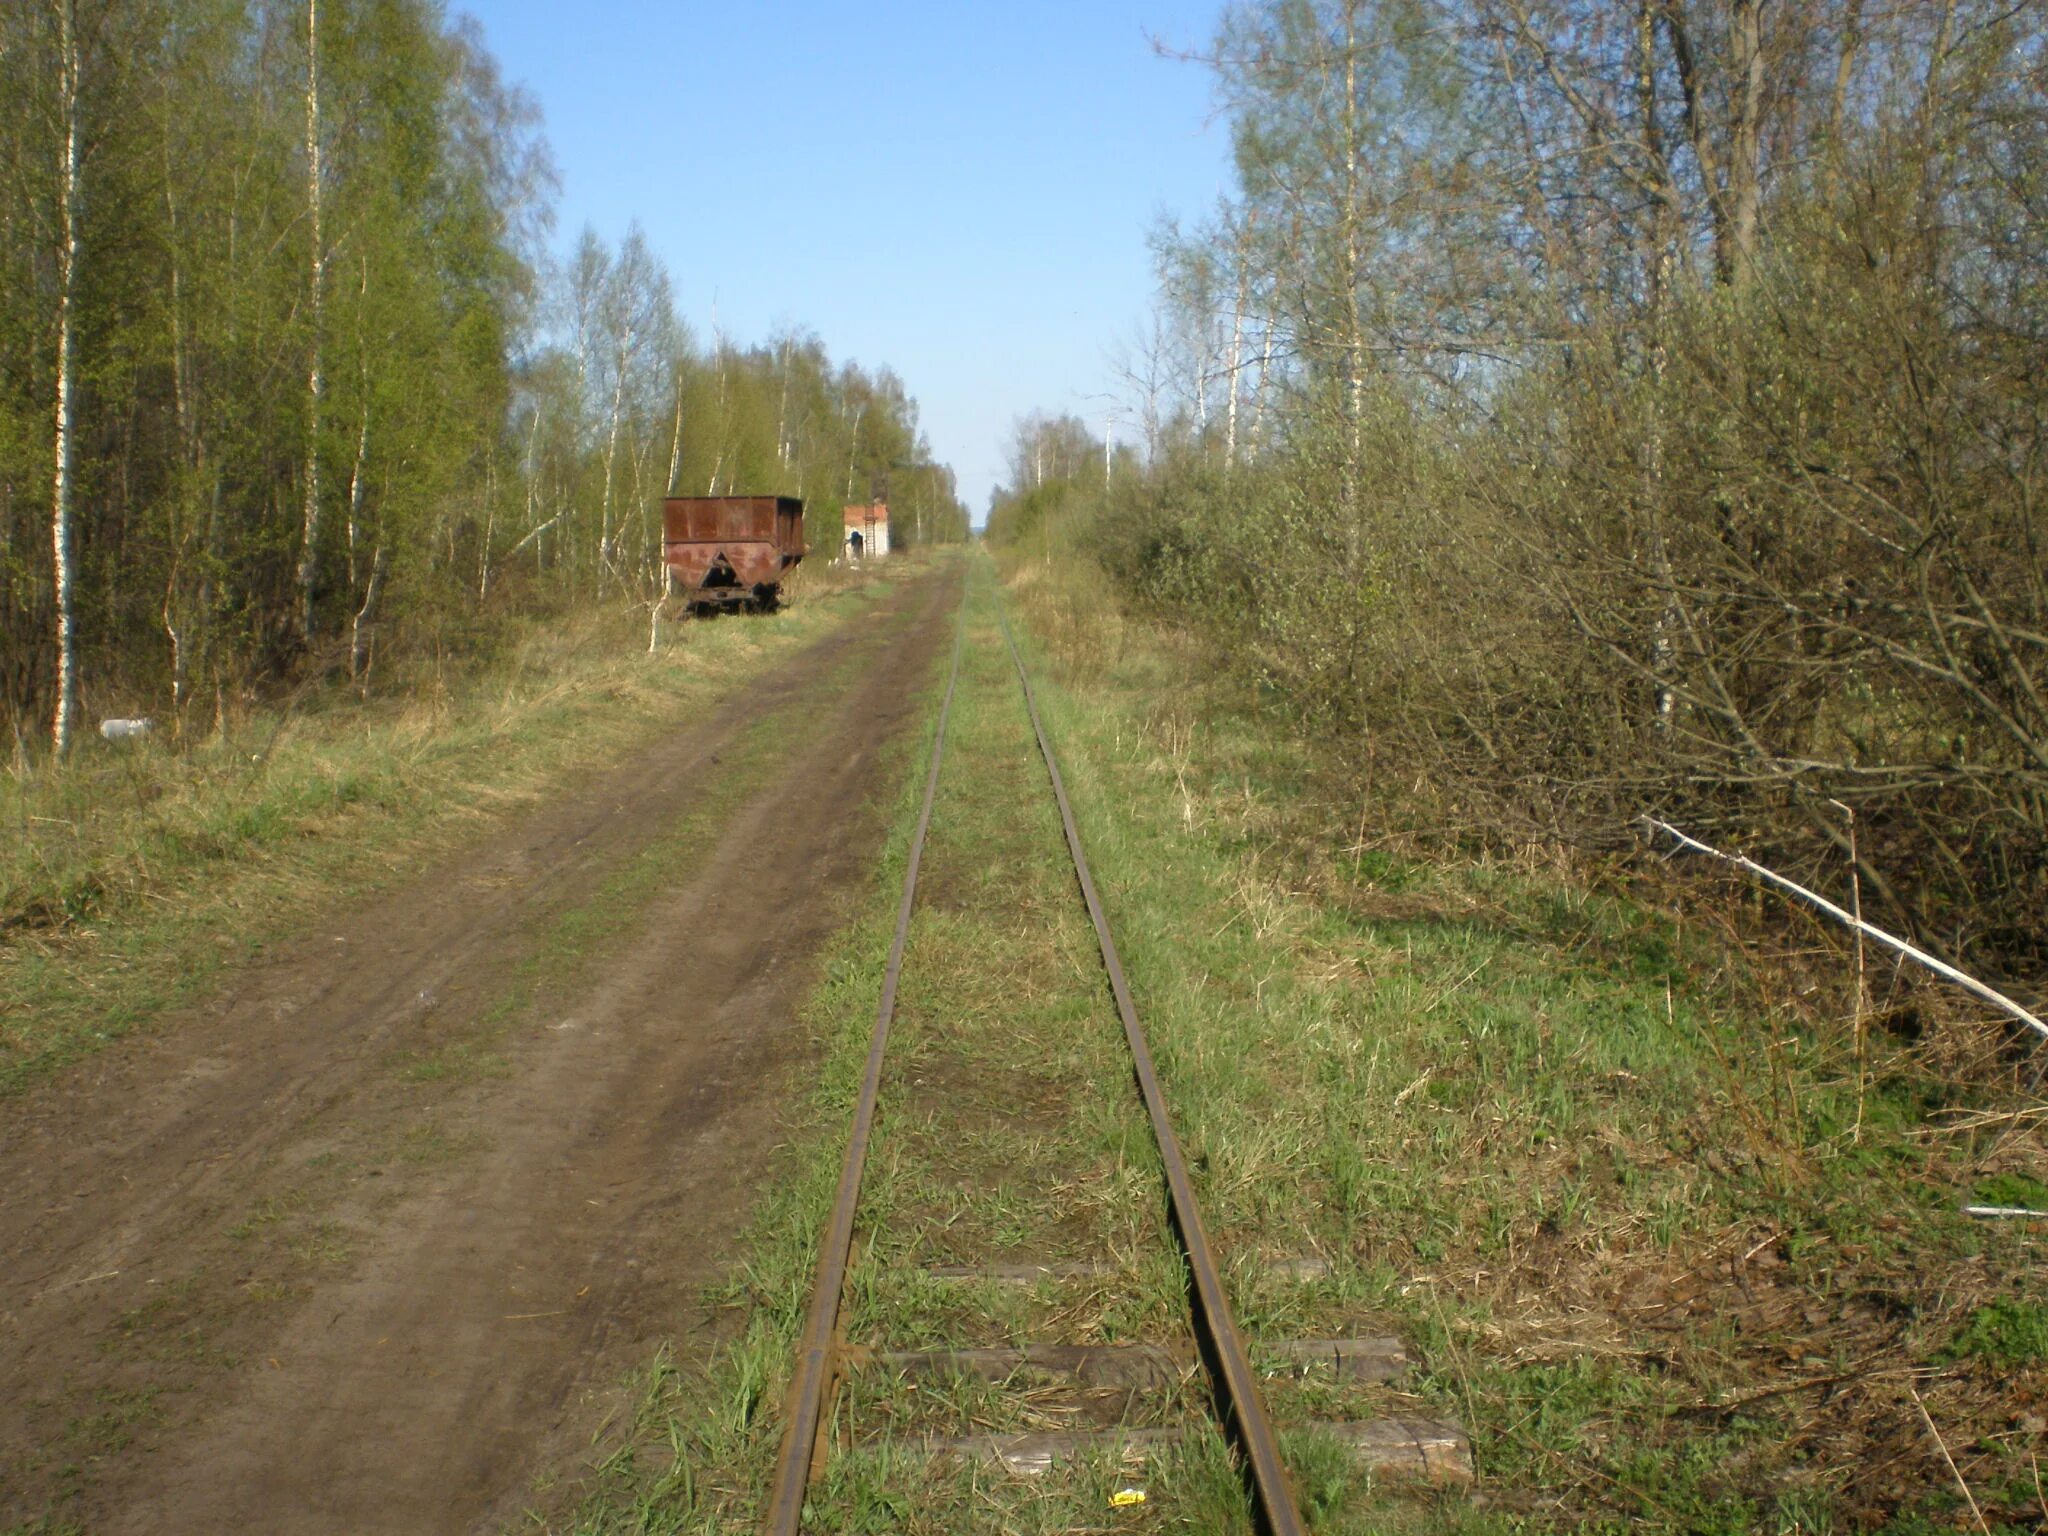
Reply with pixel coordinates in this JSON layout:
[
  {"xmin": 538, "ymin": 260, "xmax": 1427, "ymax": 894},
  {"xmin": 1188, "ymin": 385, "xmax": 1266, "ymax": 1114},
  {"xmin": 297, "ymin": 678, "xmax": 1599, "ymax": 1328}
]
[{"xmin": 459, "ymin": 0, "xmax": 1235, "ymax": 521}]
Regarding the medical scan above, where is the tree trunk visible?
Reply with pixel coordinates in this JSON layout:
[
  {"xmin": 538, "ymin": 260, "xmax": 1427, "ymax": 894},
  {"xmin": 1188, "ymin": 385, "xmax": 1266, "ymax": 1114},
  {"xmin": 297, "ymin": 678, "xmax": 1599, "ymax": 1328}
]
[
  {"xmin": 345, "ymin": 255, "xmax": 368, "ymax": 589},
  {"xmin": 706, "ymin": 340, "xmax": 730, "ymax": 495},
  {"xmin": 1340, "ymin": 0, "xmax": 1366, "ymax": 523},
  {"xmin": 161, "ymin": 76, "xmax": 202, "ymax": 723},
  {"xmin": 775, "ymin": 334, "xmax": 791, "ymax": 467},
  {"xmin": 665, "ymin": 371, "xmax": 684, "ymax": 494},
  {"xmin": 1915, "ymin": 0, "xmax": 1959, "ymax": 275},
  {"xmin": 349, "ymin": 544, "xmax": 387, "ymax": 687},
  {"xmin": 1638, "ymin": 0, "xmax": 1679, "ymax": 728},
  {"xmin": 843, "ymin": 401, "xmax": 865, "ymax": 499},
  {"xmin": 164, "ymin": 566, "xmax": 185, "ymax": 718},
  {"xmin": 1249, "ymin": 299, "xmax": 1275, "ymax": 461},
  {"xmin": 50, "ymin": 0, "xmax": 83, "ymax": 758},
  {"xmin": 1224, "ymin": 210, "xmax": 1254, "ymax": 471},
  {"xmin": 598, "ymin": 327, "xmax": 630, "ymax": 586},
  {"xmin": 296, "ymin": 0, "xmax": 326, "ymax": 646},
  {"xmin": 1664, "ymin": 0, "xmax": 1765, "ymax": 286},
  {"xmin": 1824, "ymin": 0, "xmax": 1864, "ymax": 196},
  {"xmin": 478, "ymin": 450, "xmax": 496, "ymax": 607},
  {"xmin": 1724, "ymin": 0, "xmax": 1765, "ymax": 283},
  {"xmin": 346, "ymin": 373, "xmax": 368, "ymax": 592}
]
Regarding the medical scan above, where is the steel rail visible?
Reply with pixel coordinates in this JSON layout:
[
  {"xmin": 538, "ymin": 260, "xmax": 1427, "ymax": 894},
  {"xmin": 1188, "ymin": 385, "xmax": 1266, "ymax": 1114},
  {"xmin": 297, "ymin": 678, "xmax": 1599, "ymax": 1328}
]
[
  {"xmin": 762, "ymin": 606, "xmax": 966, "ymax": 1536},
  {"xmin": 994, "ymin": 599, "xmax": 1307, "ymax": 1536}
]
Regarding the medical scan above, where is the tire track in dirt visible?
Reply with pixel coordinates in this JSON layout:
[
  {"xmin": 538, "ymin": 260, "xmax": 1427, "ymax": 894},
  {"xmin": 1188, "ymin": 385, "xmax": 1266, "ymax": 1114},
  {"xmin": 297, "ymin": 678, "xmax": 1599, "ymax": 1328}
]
[{"xmin": 0, "ymin": 562, "xmax": 961, "ymax": 1533}]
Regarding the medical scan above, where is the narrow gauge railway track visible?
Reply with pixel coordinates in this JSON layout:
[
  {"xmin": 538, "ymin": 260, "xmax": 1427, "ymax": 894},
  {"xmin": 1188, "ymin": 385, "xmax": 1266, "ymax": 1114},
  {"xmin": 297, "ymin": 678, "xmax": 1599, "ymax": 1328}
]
[{"xmin": 764, "ymin": 580, "xmax": 1466, "ymax": 1533}]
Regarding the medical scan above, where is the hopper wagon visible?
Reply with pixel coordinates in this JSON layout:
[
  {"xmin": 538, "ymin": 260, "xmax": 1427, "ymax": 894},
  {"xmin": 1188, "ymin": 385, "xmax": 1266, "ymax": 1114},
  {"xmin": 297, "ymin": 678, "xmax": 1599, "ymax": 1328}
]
[{"xmin": 663, "ymin": 495, "xmax": 805, "ymax": 613}]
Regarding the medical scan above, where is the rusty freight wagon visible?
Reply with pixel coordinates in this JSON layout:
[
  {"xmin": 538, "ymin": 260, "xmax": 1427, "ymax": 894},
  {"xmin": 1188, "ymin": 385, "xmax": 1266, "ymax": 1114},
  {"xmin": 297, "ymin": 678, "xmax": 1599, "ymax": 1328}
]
[{"xmin": 662, "ymin": 495, "xmax": 805, "ymax": 613}]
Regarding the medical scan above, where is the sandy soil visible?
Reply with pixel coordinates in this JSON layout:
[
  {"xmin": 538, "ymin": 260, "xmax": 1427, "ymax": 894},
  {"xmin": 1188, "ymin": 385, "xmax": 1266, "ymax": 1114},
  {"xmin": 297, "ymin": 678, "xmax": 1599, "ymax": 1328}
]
[{"xmin": 0, "ymin": 564, "xmax": 960, "ymax": 1534}]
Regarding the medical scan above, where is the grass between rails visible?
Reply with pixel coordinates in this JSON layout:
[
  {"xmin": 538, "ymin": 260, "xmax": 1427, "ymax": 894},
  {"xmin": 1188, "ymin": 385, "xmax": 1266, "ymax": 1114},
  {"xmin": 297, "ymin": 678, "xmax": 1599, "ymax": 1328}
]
[
  {"xmin": 560, "ymin": 546, "xmax": 2044, "ymax": 1535},
  {"xmin": 0, "ymin": 562, "xmax": 897, "ymax": 1093},
  {"xmin": 818, "ymin": 555, "xmax": 1250, "ymax": 1530}
]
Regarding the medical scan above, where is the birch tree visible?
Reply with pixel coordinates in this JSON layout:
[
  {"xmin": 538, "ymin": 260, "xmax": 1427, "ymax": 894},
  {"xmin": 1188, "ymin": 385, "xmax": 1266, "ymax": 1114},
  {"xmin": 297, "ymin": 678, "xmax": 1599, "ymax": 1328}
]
[
  {"xmin": 296, "ymin": 0, "xmax": 326, "ymax": 647},
  {"xmin": 48, "ymin": 0, "xmax": 83, "ymax": 755}
]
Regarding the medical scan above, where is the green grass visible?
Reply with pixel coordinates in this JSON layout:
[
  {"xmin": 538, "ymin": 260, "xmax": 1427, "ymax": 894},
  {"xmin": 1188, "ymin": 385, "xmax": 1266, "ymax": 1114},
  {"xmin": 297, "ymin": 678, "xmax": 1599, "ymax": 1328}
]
[
  {"xmin": 805, "ymin": 566, "xmax": 1261, "ymax": 1529},
  {"xmin": 1973, "ymin": 1173, "xmax": 2048, "ymax": 1210},
  {"xmin": 0, "ymin": 563, "xmax": 907, "ymax": 1093},
  {"xmin": 1948, "ymin": 1300, "xmax": 2048, "ymax": 1366}
]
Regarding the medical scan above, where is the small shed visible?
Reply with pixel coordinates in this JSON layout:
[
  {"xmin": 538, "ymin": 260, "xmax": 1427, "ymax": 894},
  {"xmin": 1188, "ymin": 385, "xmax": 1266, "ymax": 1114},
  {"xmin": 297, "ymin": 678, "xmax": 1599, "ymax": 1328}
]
[{"xmin": 842, "ymin": 502, "xmax": 890, "ymax": 559}]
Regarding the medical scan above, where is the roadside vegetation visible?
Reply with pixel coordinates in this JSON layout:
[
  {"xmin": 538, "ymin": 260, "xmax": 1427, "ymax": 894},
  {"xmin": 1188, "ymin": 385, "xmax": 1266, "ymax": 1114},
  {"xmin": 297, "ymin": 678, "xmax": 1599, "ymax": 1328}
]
[
  {"xmin": 0, "ymin": 0, "xmax": 969, "ymax": 767},
  {"xmin": 998, "ymin": 550, "xmax": 2047, "ymax": 1532},
  {"xmin": 970, "ymin": 15, "xmax": 2048, "ymax": 1514},
  {"xmin": 0, "ymin": 559, "xmax": 899, "ymax": 1093},
  {"xmin": 991, "ymin": 0, "xmax": 2046, "ymax": 997}
]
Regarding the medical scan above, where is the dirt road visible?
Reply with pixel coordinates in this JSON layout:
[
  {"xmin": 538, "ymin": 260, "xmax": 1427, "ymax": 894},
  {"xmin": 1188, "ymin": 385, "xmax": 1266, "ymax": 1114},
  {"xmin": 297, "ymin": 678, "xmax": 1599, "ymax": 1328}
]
[{"xmin": 0, "ymin": 563, "xmax": 960, "ymax": 1533}]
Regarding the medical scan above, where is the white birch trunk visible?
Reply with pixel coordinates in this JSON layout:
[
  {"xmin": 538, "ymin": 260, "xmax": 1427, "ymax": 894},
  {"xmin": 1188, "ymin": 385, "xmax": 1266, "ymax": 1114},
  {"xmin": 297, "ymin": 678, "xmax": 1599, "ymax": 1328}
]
[
  {"xmin": 1249, "ymin": 305, "xmax": 1275, "ymax": 461},
  {"xmin": 296, "ymin": 0, "xmax": 326, "ymax": 646},
  {"xmin": 477, "ymin": 451, "xmax": 496, "ymax": 604},
  {"xmin": 843, "ymin": 401, "xmax": 865, "ymax": 499},
  {"xmin": 162, "ymin": 91, "xmax": 199, "ymax": 715},
  {"xmin": 665, "ymin": 373, "xmax": 684, "ymax": 494},
  {"xmin": 346, "ymin": 366, "xmax": 368, "ymax": 589},
  {"xmin": 163, "ymin": 571, "xmax": 185, "ymax": 715},
  {"xmin": 1223, "ymin": 213, "xmax": 1254, "ymax": 471},
  {"xmin": 706, "ymin": 339, "xmax": 730, "ymax": 494},
  {"xmin": 345, "ymin": 257, "xmax": 367, "ymax": 588},
  {"xmin": 598, "ymin": 332, "xmax": 629, "ymax": 587},
  {"xmin": 1340, "ymin": 3, "xmax": 1367, "ymax": 552},
  {"xmin": 349, "ymin": 545, "xmax": 386, "ymax": 687},
  {"xmin": 50, "ymin": 0, "xmax": 83, "ymax": 757},
  {"xmin": 775, "ymin": 335, "xmax": 791, "ymax": 466}
]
